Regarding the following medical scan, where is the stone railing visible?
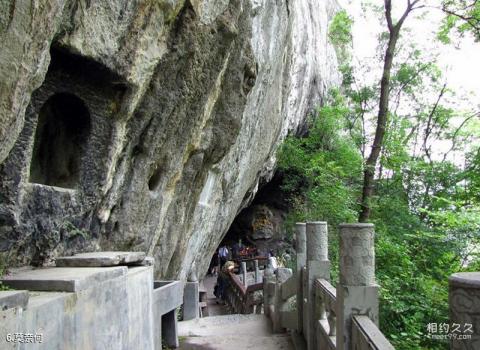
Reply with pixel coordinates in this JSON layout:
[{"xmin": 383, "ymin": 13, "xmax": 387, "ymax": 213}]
[
  {"xmin": 264, "ymin": 222, "xmax": 395, "ymax": 350},
  {"xmin": 224, "ymin": 262, "xmax": 264, "ymax": 314},
  {"xmin": 316, "ymin": 278, "xmax": 337, "ymax": 348}
]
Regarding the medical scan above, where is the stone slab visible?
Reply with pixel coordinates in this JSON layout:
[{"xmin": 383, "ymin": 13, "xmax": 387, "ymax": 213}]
[
  {"xmin": 1, "ymin": 266, "xmax": 127, "ymax": 292},
  {"xmin": 0, "ymin": 290, "xmax": 29, "ymax": 311},
  {"xmin": 55, "ymin": 251, "xmax": 146, "ymax": 267},
  {"xmin": 139, "ymin": 256, "xmax": 155, "ymax": 266}
]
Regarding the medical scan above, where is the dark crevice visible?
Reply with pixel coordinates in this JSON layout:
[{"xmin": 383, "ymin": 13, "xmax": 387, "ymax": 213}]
[
  {"xmin": 148, "ymin": 166, "xmax": 163, "ymax": 192},
  {"xmin": 49, "ymin": 46, "xmax": 127, "ymax": 92}
]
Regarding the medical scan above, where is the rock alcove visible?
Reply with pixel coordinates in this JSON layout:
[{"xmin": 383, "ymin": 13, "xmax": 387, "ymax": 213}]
[
  {"xmin": 220, "ymin": 172, "xmax": 293, "ymax": 257},
  {"xmin": 29, "ymin": 93, "xmax": 91, "ymax": 189}
]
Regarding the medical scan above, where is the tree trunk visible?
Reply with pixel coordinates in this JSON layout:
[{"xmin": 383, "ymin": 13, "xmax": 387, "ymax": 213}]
[{"xmin": 359, "ymin": 0, "xmax": 418, "ymax": 222}]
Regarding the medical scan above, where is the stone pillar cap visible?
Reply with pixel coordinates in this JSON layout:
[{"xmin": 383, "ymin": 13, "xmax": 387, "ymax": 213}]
[
  {"xmin": 339, "ymin": 223, "xmax": 374, "ymax": 228},
  {"xmin": 306, "ymin": 221, "xmax": 327, "ymax": 224},
  {"xmin": 295, "ymin": 222, "xmax": 306, "ymax": 226},
  {"xmin": 449, "ymin": 272, "xmax": 480, "ymax": 288}
]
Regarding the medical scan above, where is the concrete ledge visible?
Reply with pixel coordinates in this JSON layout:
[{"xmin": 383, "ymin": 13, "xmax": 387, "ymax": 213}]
[
  {"xmin": 0, "ymin": 290, "xmax": 29, "ymax": 311},
  {"xmin": 55, "ymin": 251, "xmax": 146, "ymax": 267},
  {"xmin": 153, "ymin": 280, "xmax": 184, "ymax": 315},
  {"xmin": 127, "ymin": 265, "xmax": 153, "ymax": 276},
  {"xmin": 1, "ymin": 266, "xmax": 127, "ymax": 292}
]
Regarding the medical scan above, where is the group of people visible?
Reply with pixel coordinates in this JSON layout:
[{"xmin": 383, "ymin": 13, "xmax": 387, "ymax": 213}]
[
  {"xmin": 209, "ymin": 240, "xmax": 246, "ymax": 275},
  {"xmin": 211, "ymin": 242, "xmax": 279, "ymax": 303},
  {"xmin": 212, "ymin": 241, "xmax": 250, "ymax": 302}
]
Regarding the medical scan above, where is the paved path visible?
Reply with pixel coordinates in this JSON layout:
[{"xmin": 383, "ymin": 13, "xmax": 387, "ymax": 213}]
[
  {"xmin": 202, "ymin": 275, "xmax": 228, "ymax": 317},
  {"xmin": 178, "ymin": 314, "xmax": 294, "ymax": 350}
]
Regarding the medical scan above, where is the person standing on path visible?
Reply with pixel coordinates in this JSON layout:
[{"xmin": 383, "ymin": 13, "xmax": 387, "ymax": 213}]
[{"xmin": 218, "ymin": 245, "xmax": 229, "ymax": 268}]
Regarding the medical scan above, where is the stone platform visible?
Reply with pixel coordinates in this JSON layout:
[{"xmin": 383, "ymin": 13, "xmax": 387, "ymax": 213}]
[{"xmin": 2, "ymin": 266, "xmax": 127, "ymax": 292}]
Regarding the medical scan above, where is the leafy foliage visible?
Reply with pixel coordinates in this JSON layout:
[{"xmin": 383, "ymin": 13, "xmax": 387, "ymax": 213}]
[
  {"xmin": 439, "ymin": 0, "xmax": 480, "ymax": 42},
  {"xmin": 278, "ymin": 2, "xmax": 480, "ymax": 349},
  {"xmin": 278, "ymin": 89, "xmax": 479, "ymax": 349}
]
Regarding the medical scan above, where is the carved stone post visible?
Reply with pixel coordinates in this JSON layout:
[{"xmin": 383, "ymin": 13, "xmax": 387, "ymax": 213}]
[
  {"xmin": 273, "ymin": 267, "xmax": 293, "ymax": 333},
  {"xmin": 337, "ymin": 223, "xmax": 378, "ymax": 350},
  {"xmin": 295, "ymin": 223, "xmax": 307, "ymax": 335},
  {"xmin": 183, "ymin": 282, "xmax": 199, "ymax": 320},
  {"xmin": 263, "ymin": 266, "xmax": 275, "ymax": 318},
  {"xmin": 449, "ymin": 272, "xmax": 480, "ymax": 349},
  {"xmin": 306, "ymin": 221, "xmax": 330, "ymax": 350}
]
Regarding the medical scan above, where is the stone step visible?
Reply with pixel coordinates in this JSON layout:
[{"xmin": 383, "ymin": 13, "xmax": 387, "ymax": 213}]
[
  {"xmin": 179, "ymin": 314, "xmax": 271, "ymax": 337},
  {"xmin": 180, "ymin": 334, "xmax": 294, "ymax": 350},
  {"xmin": 179, "ymin": 314, "xmax": 294, "ymax": 350}
]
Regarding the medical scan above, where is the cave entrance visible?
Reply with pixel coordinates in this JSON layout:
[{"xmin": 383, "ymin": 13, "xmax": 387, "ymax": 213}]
[
  {"xmin": 211, "ymin": 172, "xmax": 294, "ymax": 275},
  {"xmin": 29, "ymin": 93, "xmax": 91, "ymax": 188},
  {"xmin": 222, "ymin": 172, "xmax": 291, "ymax": 255}
]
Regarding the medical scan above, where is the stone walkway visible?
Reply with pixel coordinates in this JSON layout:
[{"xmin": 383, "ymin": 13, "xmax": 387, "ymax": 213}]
[
  {"xmin": 203, "ymin": 275, "xmax": 228, "ymax": 317},
  {"xmin": 178, "ymin": 314, "xmax": 294, "ymax": 350},
  {"xmin": 177, "ymin": 275, "xmax": 293, "ymax": 350}
]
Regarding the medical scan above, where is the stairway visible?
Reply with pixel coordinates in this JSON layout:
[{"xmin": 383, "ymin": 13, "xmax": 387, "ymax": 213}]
[{"xmin": 178, "ymin": 314, "xmax": 294, "ymax": 350}]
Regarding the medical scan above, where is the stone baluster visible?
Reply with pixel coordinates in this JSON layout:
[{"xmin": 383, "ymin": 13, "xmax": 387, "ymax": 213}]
[
  {"xmin": 302, "ymin": 266, "xmax": 308, "ymax": 342},
  {"xmin": 241, "ymin": 261, "xmax": 248, "ymax": 287},
  {"xmin": 449, "ymin": 272, "xmax": 480, "ymax": 349},
  {"xmin": 254, "ymin": 259, "xmax": 261, "ymax": 283},
  {"xmin": 337, "ymin": 223, "xmax": 378, "ymax": 350},
  {"xmin": 306, "ymin": 221, "xmax": 330, "ymax": 350},
  {"xmin": 295, "ymin": 223, "xmax": 307, "ymax": 335}
]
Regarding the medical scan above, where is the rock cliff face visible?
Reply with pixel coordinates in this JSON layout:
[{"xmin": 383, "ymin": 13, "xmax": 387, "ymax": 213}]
[{"xmin": 0, "ymin": 0, "xmax": 339, "ymax": 279}]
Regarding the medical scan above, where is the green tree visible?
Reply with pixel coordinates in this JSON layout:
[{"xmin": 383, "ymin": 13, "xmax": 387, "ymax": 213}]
[
  {"xmin": 439, "ymin": 0, "xmax": 480, "ymax": 42},
  {"xmin": 359, "ymin": 0, "xmax": 425, "ymax": 222}
]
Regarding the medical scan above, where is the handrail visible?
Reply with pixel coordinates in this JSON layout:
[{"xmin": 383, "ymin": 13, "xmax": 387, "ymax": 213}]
[
  {"xmin": 228, "ymin": 271, "xmax": 247, "ymax": 294},
  {"xmin": 227, "ymin": 272, "xmax": 263, "ymax": 294},
  {"xmin": 281, "ymin": 274, "xmax": 297, "ymax": 300},
  {"xmin": 315, "ymin": 278, "xmax": 336, "ymax": 302},
  {"xmin": 224, "ymin": 271, "xmax": 263, "ymax": 314},
  {"xmin": 352, "ymin": 315, "xmax": 395, "ymax": 350}
]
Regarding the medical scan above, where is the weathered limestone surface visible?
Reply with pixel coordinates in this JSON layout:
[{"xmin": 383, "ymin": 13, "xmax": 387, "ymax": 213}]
[{"xmin": 0, "ymin": 0, "xmax": 340, "ymax": 279}]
